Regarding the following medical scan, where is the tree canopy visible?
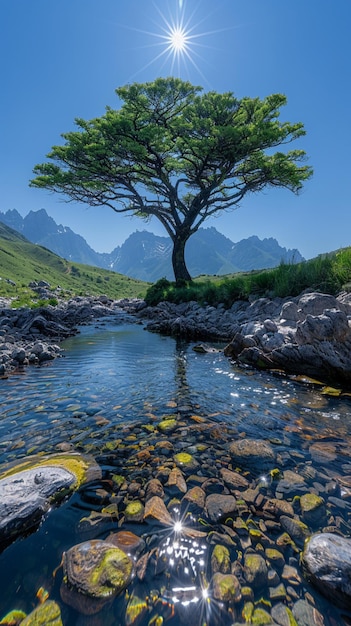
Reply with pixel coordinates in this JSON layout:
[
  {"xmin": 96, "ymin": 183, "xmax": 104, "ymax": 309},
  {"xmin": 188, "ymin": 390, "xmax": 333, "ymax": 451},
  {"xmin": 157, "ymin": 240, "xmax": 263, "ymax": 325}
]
[{"xmin": 31, "ymin": 77, "xmax": 312, "ymax": 282}]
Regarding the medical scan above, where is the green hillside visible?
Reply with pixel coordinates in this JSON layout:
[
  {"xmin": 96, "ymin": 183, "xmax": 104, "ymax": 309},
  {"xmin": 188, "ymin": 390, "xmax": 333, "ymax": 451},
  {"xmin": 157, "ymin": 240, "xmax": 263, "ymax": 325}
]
[{"xmin": 0, "ymin": 222, "xmax": 148, "ymax": 304}]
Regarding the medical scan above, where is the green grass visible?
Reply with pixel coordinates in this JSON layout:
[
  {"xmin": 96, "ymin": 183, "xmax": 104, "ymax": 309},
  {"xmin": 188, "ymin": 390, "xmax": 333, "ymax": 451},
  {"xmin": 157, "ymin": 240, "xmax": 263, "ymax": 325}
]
[
  {"xmin": 145, "ymin": 248, "xmax": 351, "ymax": 307},
  {"xmin": 2, "ymin": 219, "xmax": 351, "ymax": 310},
  {"xmin": 0, "ymin": 222, "xmax": 149, "ymax": 305}
]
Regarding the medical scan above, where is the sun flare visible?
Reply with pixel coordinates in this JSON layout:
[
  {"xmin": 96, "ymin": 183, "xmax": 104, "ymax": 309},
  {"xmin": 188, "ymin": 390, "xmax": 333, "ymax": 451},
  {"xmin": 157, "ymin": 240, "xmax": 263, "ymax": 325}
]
[
  {"xmin": 168, "ymin": 26, "xmax": 188, "ymax": 53},
  {"xmin": 127, "ymin": 1, "xmax": 227, "ymax": 84}
]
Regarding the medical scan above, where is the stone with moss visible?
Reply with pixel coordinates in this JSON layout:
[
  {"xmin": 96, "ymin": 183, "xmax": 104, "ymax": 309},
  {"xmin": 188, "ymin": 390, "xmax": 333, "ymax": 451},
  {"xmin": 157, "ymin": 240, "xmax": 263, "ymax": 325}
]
[
  {"xmin": 60, "ymin": 539, "xmax": 133, "ymax": 615},
  {"xmin": 300, "ymin": 493, "xmax": 326, "ymax": 526},
  {"xmin": 251, "ymin": 607, "xmax": 274, "ymax": 625},
  {"xmin": 265, "ymin": 548, "xmax": 285, "ymax": 570},
  {"xmin": 211, "ymin": 572, "xmax": 242, "ymax": 603},
  {"xmin": 124, "ymin": 500, "xmax": 144, "ymax": 522},
  {"xmin": 20, "ymin": 601, "xmax": 63, "ymax": 625},
  {"xmin": 0, "ymin": 609, "xmax": 27, "ymax": 625},
  {"xmin": 280, "ymin": 515, "xmax": 310, "ymax": 548},
  {"xmin": 157, "ymin": 417, "xmax": 177, "ymax": 433},
  {"xmin": 211, "ymin": 544, "xmax": 231, "ymax": 574},
  {"xmin": 0, "ymin": 453, "xmax": 100, "ymax": 546},
  {"xmin": 244, "ymin": 553, "xmax": 268, "ymax": 589},
  {"xmin": 174, "ymin": 451, "xmax": 199, "ymax": 472}
]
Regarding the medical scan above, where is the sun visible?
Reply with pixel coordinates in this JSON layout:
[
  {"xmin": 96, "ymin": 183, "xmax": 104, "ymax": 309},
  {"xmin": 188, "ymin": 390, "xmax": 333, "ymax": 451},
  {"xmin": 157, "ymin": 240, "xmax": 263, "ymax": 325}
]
[
  {"xmin": 168, "ymin": 26, "xmax": 188, "ymax": 53},
  {"xmin": 126, "ymin": 1, "xmax": 224, "ymax": 84}
]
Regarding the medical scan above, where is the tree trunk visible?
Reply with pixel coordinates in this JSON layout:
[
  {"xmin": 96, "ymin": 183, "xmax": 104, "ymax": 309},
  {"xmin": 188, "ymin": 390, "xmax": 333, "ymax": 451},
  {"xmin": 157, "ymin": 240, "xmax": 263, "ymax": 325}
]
[{"xmin": 172, "ymin": 231, "xmax": 192, "ymax": 283}]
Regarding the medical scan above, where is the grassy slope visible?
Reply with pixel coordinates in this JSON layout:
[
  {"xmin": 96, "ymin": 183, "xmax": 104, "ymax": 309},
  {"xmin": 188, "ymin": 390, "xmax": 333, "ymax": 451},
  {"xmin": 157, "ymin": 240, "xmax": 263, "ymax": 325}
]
[{"xmin": 0, "ymin": 222, "xmax": 149, "ymax": 302}]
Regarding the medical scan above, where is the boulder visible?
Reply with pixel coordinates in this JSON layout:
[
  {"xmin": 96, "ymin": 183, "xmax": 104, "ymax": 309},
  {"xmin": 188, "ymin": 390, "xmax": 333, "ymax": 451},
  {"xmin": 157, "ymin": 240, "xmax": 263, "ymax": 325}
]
[
  {"xmin": 0, "ymin": 453, "xmax": 101, "ymax": 546},
  {"xmin": 302, "ymin": 532, "xmax": 351, "ymax": 609}
]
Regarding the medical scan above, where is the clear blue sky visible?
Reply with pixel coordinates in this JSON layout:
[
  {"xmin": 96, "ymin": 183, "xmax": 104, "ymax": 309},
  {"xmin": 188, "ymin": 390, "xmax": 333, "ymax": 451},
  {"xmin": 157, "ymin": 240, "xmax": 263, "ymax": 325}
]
[{"xmin": 1, "ymin": 0, "xmax": 350, "ymax": 258}]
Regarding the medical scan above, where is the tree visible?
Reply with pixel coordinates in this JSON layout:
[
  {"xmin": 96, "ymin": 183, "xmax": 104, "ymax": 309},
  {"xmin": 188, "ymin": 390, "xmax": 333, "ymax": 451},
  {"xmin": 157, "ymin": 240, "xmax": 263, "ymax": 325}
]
[{"xmin": 31, "ymin": 77, "xmax": 312, "ymax": 282}]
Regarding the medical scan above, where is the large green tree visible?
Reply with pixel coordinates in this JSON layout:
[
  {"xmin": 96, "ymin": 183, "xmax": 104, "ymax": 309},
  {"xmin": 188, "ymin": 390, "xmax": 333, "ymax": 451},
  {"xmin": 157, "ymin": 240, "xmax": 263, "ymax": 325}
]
[{"xmin": 31, "ymin": 78, "xmax": 312, "ymax": 282}]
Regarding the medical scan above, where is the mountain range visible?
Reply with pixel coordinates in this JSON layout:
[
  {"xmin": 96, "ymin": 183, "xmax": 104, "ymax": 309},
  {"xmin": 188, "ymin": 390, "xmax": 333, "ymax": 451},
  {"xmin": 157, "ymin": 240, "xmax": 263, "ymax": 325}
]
[{"xmin": 0, "ymin": 209, "xmax": 304, "ymax": 281}]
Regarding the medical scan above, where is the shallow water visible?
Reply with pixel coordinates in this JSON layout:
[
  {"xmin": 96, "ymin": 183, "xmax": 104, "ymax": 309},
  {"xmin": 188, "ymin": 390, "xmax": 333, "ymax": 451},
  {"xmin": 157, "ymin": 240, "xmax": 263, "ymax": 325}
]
[{"xmin": 0, "ymin": 320, "xmax": 351, "ymax": 624}]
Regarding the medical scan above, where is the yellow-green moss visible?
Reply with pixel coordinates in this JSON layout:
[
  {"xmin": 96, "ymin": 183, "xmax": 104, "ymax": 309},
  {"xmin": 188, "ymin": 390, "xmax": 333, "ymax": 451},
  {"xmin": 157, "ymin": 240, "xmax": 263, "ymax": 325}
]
[
  {"xmin": 0, "ymin": 609, "xmax": 27, "ymax": 624},
  {"xmin": 0, "ymin": 453, "xmax": 99, "ymax": 489},
  {"xmin": 88, "ymin": 548, "xmax": 133, "ymax": 597}
]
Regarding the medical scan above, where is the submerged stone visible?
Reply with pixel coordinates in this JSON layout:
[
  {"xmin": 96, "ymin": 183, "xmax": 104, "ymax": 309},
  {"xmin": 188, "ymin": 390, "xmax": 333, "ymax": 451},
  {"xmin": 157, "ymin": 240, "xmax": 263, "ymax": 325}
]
[
  {"xmin": 124, "ymin": 500, "xmax": 144, "ymax": 523},
  {"xmin": 211, "ymin": 572, "xmax": 242, "ymax": 603},
  {"xmin": 229, "ymin": 439, "xmax": 275, "ymax": 472},
  {"xmin": 61, "ymin": 539, "xmax": 133, "ymax": 615},
  {"xmin": 300, "ymin": 493, "xmax": 326, "ymax": 526},
  {"xmin": 143, "ymin": 495, "xmax": 173, "ymax": 526},
  {"xmin": 107, "ymin": 531, "xmax": 145, "ymax": 558},
  {"xmin": 280, "ymin": 516, "xmax": 310, "ymax": 548},
  {"xmin": 244, "ymin": 553, "xmax": 268, "ymax": 589},
  {"xmin": 0, "ymin": 609, "xmax": 27, "ymax": 625},
  {"xmin": 205, "ymin": 493, "xmax": 236, "ymax": 523},
  {"xmin": 174, "ymin": 452, "xmax": 199, "ymax": 472},
  {"xmin": 20, "ymin": 601, "xmax": 63, "ymax": 625},
  {"xmin": 211, "ymin": 544, "xmax": 231, "ymax": 574}
]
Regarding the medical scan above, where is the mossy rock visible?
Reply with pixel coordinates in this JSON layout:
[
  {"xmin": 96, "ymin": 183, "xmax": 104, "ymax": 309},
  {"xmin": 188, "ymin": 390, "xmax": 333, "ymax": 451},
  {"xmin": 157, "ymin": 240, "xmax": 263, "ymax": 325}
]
[
  {"xmin": 61, "ymin": 539, "xmax": 133, "ymax": 615},
  {"xmin": 21, "ymin": 601, "xmax": 63, "ymax": 625},
  {"xmin": 212, "ymin": 572, "xmax": 242, "ymax": 603},
  {"xmin": 0, "ymin": 609, "xmax": 27, "ymax": 625},
  {"xmin": 0, "ymin": 452, "xmax": 100, "ymax": 488},
  {"xmin": 124, "ymin": 500, "xmax": 144, "ymax": 522},
  {"xmin": 157, "ymin": 417, "xmax": 177, "ymax": 433},
  {"xmin": 174, "ymin": 452, "xmax": 199, "ymax": 472},
  {"xmin": 211, "ymin": 544, "xmax": 231, "ymax": 574},
  {"xmin": 0, "ymin": 453, "xmax": 101, "ymax": 546}
]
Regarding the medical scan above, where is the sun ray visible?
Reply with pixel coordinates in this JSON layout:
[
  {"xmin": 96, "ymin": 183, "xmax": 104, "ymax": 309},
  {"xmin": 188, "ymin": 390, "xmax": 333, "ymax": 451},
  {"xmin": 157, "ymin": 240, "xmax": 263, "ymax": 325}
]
[{"xmin": 124, "ymin": 1, "xmax": 233, "ymax": 83}]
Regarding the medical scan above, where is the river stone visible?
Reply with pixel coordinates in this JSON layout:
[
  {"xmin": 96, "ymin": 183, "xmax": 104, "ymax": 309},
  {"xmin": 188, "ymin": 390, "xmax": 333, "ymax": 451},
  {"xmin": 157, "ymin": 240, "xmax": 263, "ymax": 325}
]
[
  {"xmin": 61, "ymin": 539, "xmax": 133, "ymax": 615},
  {"xmin": 244, "ymin": 553, "xmax": 268, "ymax": 589},
  {"xmin": 0, "ymin": 464, "xmax": 76, "ymax": 544},
  {"xmin": 182, "ymin": 485, "xmax": 206, "ymax": 512},
  {"xmin": 280, "ymin": 516, "xmax": 310, "ymax": 548},
  {"xmin": 302, "ymin": 532, "xmax": 351, "ymax": 609},
  {"xmin": 263, "ymin": 498, "xmax": 294, "ymax": 518},
  {"xmin": 271, "ymin": 603, "xmax": 297, "ymax": 626},
  {"xmin": 229, "ymin": 439, "xmax": 276, "ymax": 472},
  {"xmin": 107, "ymin": 531, "xmax": 146, "ymax": 558},
  {"xmin": 300, "ymin": 493, "xmax": 327, "ymax": 526},
  {"xmin": 220, "ymin": 467, "xmax": 250, "ymax": 490},
  {"xmin": 205, "ymin": 493, "xmax": 236, "ymax": 523},
  {"xmin": 166, "ymin": 467, "xmax": 187, "ymax": 495},
  {"xmin": 145, "ymin": 478, "xmax": 164, "ymax": 501},
  {"xmin": 211, "ymin": 572, "xmax": 242, "ymax": 603},
  {"xmin": 174, "ymin": 452, "xmax": 199, "ymax": 472},
  {"xmin": 20, "ymin": 601, "xmax": 63, "ymax": 625},
  {"xmin": 143, "ymin": 495, "xmax": 173, "ymax": 526},
  {"xmin": 292, "ymin": 599, "xmax": 325, "ymax": 626},
  {"xmin": 124, "ymin": 500, "xmax": 144, "ymax": 523},
  {"xmin": 211, "ymin": 544, "xmax": 231, "ymax": 574}
]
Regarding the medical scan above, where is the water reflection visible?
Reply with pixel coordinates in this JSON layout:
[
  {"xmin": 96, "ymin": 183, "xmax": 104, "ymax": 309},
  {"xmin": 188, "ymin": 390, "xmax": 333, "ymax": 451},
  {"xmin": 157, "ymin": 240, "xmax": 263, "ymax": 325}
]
[{"xmin": 1, "ymin": 323, "xmax": 351, "ymax": 623}]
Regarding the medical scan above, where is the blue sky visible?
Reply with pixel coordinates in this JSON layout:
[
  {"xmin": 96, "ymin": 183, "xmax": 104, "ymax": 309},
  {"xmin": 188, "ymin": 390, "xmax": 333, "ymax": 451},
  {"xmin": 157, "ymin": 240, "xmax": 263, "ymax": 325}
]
[{"xmin": 1, "ymin": 0, "xmax": 350, "ymax": 259}]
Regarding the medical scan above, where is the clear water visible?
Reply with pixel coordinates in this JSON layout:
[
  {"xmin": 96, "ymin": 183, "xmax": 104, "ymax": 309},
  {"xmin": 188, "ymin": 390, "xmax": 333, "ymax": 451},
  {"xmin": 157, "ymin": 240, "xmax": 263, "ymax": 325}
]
[{"xmin": 0, "ymin": 320, "xmax": 351, "ymax": 624}]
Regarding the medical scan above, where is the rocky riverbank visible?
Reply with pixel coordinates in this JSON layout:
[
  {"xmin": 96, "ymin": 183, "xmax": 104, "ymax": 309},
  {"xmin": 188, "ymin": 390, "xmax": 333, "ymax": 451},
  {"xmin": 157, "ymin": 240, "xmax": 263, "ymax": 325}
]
[
  {"xmin": 139, "ymin": 290, "xmax": 351, "ymax": 389},
  {"xmin": 2, "ymin": 289, "xmax": 351, "ymax": 388},
  {"xmin": 0, "ymin": 295, "xmax": 141, "ymax": 377}
]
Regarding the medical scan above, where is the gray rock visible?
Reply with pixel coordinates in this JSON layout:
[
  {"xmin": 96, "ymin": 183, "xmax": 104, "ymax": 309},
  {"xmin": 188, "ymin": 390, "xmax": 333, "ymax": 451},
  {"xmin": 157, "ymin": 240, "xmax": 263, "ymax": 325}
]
[
  {"xmin": 229, "ymin": 438, "xmax": 276, "ymax": 472},
  {"xmin": 292, "ymin": 599, "xmax": 326, "ymax": 626},
  {"xmin": 302, "ymin": 532, "xmax": 351, "ymax": 609},
  {"xmin": 205, "ymin": 493, "xmax": 236, "ymax": 523},
  {"xmin": 0, "ymin": 466, "xmax": 76, "ymax": 543}
]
